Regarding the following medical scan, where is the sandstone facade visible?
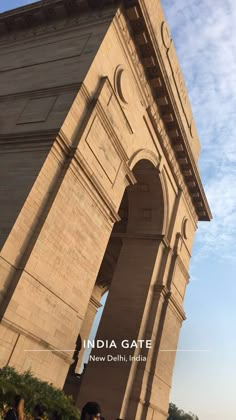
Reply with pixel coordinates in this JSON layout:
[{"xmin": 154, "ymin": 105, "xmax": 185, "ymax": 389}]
[{"xmin": 0, "ymin": 1, "xmax": 211, "ymax": 419}]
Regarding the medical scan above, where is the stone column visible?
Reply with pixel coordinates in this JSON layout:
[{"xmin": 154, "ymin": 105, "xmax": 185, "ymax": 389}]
[
  {"xmin": 77, "ymin": 236, "xmax": 163, "ymax": 419},
  {"xmin": 122, "ymin": 244, "xmax": 188, "ymax": 420},
  {"xmin": 124, "ymin": 287, "xmax": 185, "ymax": 420},
  {"xmin": 63, "ymin": 288, "xmax": 103, "ymax": 399},
  {"xmin": 75, "ymin": 292, "xmax": 102, "ymax": 374}
]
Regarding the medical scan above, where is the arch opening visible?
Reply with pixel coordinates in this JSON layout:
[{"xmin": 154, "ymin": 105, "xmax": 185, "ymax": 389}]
[{"xmin": 64, "ymin": 159, "xmax": 166, "ymax": 418}]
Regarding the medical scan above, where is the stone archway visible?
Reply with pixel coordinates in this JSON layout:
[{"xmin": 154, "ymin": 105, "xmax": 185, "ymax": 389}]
[
  {"xmin": 0, "ymin": 2, "xmax": 211, "ymax": 419},
  {"xmin": 76, "ymin": 158, "xmax": 167, "ymax": 419}
]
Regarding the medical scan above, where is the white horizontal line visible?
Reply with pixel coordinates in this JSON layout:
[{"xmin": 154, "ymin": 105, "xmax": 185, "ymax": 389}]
[
  {"xmin": 160, "ymin": 349, "xmax": 211, "ymax": 352},
  {"xmin": 24, "ymin": 349, "xmax": 75, "ymax": 352},
  {"xmin": 24, "ymin": 349, "xmax": 211, "ymax": 353}
]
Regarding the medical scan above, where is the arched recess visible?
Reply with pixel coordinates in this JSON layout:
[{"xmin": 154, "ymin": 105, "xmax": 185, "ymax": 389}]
[
  {"xmin": 66, "ymin": 156, "xmax": 168, "ymax": 418},
  {"xmin": 128, "ymin": 148, "xmax": 160, "ymax": 170},
  {"xmin": 129, "ymin": 149, "xmax": 169, "ymax": 236}
]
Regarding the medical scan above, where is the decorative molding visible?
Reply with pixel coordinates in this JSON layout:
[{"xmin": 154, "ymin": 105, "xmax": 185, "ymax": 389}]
[
  {"xmin": 128, "ymin": 148, "xmax": 161, "ymax": 170},
  {"xmin": 182, "ymin": 217, "xmax": 189, "ymax": 240},
  {"xmin": 120, "ymin": 2, "xmax": 211, "ymax": 222},
  {"xmin": 113, "ymin": 10, "xmax": 152, "ymax": 109},
  {"xmin": 77, "ymin": 77, "xmax": 136, "ymax": 185},
  {"xmin": 0, "ymin": 82, "xmax": 81, "ymax": 101},
  {"xmin": 84, "ymin": 115, "xmax": 122, "ymax": 185},
  {"xmin": 94, "ymin": 79, "xmax": 132, "ymax": 161},
  {"xmin": 114, "ymin": 64, "xmax": 129, "ymax": 105},
  {"xmin": 0, "ymin": 129, "xmax": 57, "ymax": 153},
  {"xmin": 153, "ymin": 284, "xmax": 186, "ymax": 322},
  {"xmin": 175, "ymin": 254, "xmax": 190, "ymax": 284},
  {"xmin": 89, "ymin": 295, "xmax": 102, "ymax": 310},
  {"xmin": 0, "ymin": 0, "xmax": 118, "ymax": 40},
  {"xmin": 113, "ymin": 10, "xmax": 199, "ymax": 224},
  {"xmin": 169, "ymin": 293, "xmax": 186, "ymax": 323},
  {"xmin": 174, "ymin": 232, "xmax": 192, "ymax": 259},
  {"xmin": 171, "ymin": 237, "xmax": 191, "ymax": 283},
  {"xmin": 97, "ymin": 76, "xmax": 134, "ymax": 134},
  {"xmin": 112, "ymin": 232, "xmax": 165, "ymax": 241},
  {"xmin": 16, "ymin": 95, "xmax": 57, "ymax": 125}
]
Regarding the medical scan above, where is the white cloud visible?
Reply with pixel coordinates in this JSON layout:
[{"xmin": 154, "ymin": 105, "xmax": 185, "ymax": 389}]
[{"xmin": 162, "ymin": 0, "xmax": 236, "ymax": 259}]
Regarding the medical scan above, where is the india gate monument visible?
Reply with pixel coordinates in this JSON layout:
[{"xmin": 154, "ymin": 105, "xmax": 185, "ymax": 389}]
[{"xmin": 0, "ymin": 0, "xmax": 211, "ymax": 419}]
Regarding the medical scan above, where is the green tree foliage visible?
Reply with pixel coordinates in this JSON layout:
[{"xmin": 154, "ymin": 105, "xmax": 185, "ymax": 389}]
[
  {"xmin": 0, "ymin": 366, "xmax": 80, "ymax": 420},
  {"xmin": 168, "ymin": 403, "xmax": 199, "ymax": 420}
]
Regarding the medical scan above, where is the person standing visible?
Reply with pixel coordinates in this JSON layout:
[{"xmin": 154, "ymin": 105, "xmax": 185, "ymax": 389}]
[{"xmin": 4, "ymin": 395, "xmax": 24, "ymax": 420}]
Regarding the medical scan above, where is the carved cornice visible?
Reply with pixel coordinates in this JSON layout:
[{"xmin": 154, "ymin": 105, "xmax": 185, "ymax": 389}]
[
  {"xmin": 121, "ymin": 1, "xmax": 212, "ymax": 222},
  {"xmin": 0, "ymin": 0, "xmax": 118, "ymax": 38},
  {"xmin": 114, "ymin": 12, "xmax": 199, "ymax": 223}
]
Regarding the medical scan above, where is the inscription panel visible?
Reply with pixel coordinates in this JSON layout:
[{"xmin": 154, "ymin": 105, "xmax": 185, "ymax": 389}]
[{"xmin": 85, "ymin": 115, "xmax": 121, "ymax": 185}]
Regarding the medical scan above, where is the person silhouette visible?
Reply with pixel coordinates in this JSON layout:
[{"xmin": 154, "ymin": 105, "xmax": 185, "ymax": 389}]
[
  {"xmin": 80, "ymin": 402, "xmax": 101, "ymax": 420},
  {"xmin": 4, "ymin": 395, "xmax": 24, "ymax": 420}
]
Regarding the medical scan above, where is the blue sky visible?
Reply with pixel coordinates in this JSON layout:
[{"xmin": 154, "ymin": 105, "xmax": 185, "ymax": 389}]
[
  {"xmin": 0, "ymin": 0, "xmax": 38, "ymax": 12},
  {"xmin": 161, "ymin": 1, "xmax": 236, "ymax": 419},
  {"xmin": 1, "ymin": 1, "xmax": 235, "ymax": 420}
]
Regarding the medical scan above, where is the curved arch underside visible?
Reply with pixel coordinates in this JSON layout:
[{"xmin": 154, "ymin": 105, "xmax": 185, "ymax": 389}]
[{"xmin": 96, "ymin": 158, "xmax": 165, "ymax": 292}]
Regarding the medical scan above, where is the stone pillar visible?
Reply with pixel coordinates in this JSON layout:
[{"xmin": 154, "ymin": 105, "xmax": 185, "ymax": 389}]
[
  {"xmin": 121, "ymin": 241, "xmax": 188, "ymax": 420},
  {"xmin": 63, "ymin": 288, "xmax": 103, "ymax": 399},
  {"xmin": 76, "ymin": 293, "xmax": 102, "ymax": 374},
  {"xmin": 77, "ymin": 236, "xmax": 163, "ymax": 419},
  {"xmin": 123, "ymin": 286, "xmax": 185, "ymax": 420}
]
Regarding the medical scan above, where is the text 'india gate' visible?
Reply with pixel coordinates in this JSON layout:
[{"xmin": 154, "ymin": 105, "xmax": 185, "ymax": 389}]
[{"xmin": 0, "ymin": 0, "xmax": 211, "ymax": 419}]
